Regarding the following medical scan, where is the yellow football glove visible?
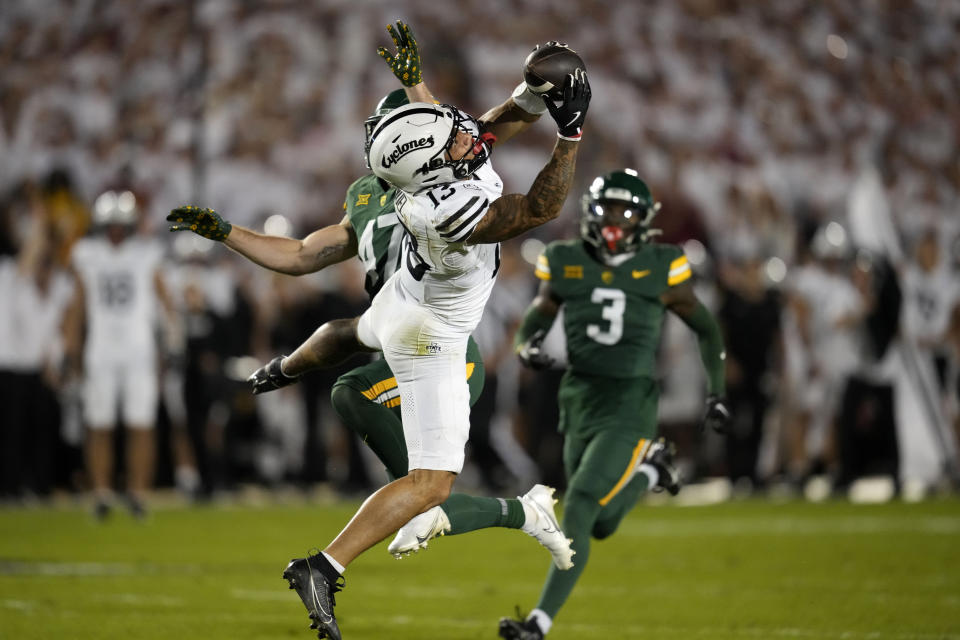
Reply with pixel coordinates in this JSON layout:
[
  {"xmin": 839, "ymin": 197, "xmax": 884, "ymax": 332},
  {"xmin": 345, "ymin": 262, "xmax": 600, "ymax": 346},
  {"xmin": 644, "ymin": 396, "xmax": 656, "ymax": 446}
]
[
  {"xmin": 167, "ymin": 205, "xmax": 232, "ymax": 242},
  {"xmin": 377, "ymin": 20, "xmax": 423, "ymax": 87}
]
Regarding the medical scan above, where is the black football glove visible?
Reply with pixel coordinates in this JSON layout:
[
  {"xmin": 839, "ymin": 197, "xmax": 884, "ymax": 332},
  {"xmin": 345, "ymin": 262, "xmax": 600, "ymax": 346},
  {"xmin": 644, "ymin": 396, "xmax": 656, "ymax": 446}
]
[
  {"xmin": 517, "ymin": 329, "xmax": 555, "ymax": 370},
  {"xmin": 248, "ymin": 356, "xmax": 300, "ymax": 395},
  {"xmin": 167, "ymin": 206, "xmax": 232, "ymax": 241},
  {"xmin": 543, "ymin": 69, "xmax": 591, "ymax": 141},
  {"xmin": 702, "ymin": 394, "xmax": 732, "ymax": 434},
  {"xmin": 377, "ymin": 20, "xmax": 422, "ymax": 87}
]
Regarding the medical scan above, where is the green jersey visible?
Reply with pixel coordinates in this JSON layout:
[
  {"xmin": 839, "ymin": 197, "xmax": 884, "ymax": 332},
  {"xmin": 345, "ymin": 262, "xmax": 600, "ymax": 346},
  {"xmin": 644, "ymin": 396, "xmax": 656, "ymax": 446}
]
[
  {"xmin": 343, "ymin": 174, "xmax": 404, "ymax": 299},
  {"xmin": 535, "ymin": 239, "xmax": 692, "ymax": 379}
]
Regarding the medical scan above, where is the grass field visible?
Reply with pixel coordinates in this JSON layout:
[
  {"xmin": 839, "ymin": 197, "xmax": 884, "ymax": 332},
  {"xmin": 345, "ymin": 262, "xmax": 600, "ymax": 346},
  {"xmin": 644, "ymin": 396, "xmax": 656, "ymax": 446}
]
[{"xmin": 1, "ymin": 495, "xmax": 959, "ymax": 639}]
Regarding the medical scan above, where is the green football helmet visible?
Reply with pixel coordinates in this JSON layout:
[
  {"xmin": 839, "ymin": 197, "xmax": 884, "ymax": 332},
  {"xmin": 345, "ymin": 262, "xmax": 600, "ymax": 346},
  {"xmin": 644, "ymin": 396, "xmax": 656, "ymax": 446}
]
[
  {"xmin": 580, "ymin": 169, "xmax": 661, "ymax": 259},
  {"xmin": 364, "ymin": 89, "xmax": 409, "ymax": 168}
]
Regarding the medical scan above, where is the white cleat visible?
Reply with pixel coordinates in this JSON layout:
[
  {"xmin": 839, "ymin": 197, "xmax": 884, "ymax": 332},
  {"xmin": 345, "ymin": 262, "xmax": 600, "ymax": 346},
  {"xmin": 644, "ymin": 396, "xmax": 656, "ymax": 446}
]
[
  {"xmin": 388, "ymin": 505, "xmax": 452, "ymax": 558},
  {"xmin": 519, "ymin": 484, "xmax": 575, "ymax": 570}
]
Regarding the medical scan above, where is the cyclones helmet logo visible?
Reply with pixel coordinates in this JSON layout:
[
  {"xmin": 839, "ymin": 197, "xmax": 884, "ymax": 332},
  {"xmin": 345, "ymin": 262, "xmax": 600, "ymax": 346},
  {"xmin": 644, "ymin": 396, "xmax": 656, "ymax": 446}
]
[{"xmin": 382, "ymin": 135, "xmax": 435, "ymax": 168}]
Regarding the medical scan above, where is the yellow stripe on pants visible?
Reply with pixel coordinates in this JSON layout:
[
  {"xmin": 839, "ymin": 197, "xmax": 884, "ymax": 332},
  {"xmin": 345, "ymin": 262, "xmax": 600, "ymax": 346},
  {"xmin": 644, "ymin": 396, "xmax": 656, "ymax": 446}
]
[
  {"xmin": 598, "ymin": 438, "xmax": 648, "ymax": 506},
  {"xmin": 361, "ymin": 363, "xmax": 476, "ymax": 405},
  {"xmin": 361, "ymin": 377, "xmax": 397, "ymax": 401}
]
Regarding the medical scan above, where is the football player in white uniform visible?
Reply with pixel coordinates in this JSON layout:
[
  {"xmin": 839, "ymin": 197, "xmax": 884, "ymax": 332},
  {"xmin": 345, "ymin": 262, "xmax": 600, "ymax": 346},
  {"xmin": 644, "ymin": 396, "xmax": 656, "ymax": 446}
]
[
  {"xmin": 245, "ymin": 63, "xmax": 590, "ymax": 639},
  {"xmin": 65, "ymin": 190, "xmax": 176, "ymax": 519}
]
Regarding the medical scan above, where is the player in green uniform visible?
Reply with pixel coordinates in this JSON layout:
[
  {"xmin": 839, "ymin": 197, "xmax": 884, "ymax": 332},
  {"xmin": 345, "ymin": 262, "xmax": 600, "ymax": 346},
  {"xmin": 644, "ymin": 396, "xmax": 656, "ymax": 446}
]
[
  {"xmin": 167, "ymin": 22, "xmax": 577, "ymax": 571},
  {"xmin": 499, "ymin": 169, "xmax": 732, "ymax": 640}
]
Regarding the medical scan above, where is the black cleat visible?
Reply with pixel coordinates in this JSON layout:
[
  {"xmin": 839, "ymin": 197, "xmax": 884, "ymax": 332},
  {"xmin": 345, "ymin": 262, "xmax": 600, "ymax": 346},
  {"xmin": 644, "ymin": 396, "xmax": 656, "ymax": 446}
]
[
  {"xmin": 125, "ymin": 496, "xmax": 148, "ymax": 520},
  {"xmin": 498, "ymin": 616, "xmax": 544, "ymax": 640},
  {"xmin": 282, "ymin": 553, "xmax": 344, "ymax": 640},
  {"xmin": 643, "ymin": 437, "xmax": 681, "ymax": 496},
  {"xmin": 92, "ymin": 499, "xmax": 111, "ymax": 522}
]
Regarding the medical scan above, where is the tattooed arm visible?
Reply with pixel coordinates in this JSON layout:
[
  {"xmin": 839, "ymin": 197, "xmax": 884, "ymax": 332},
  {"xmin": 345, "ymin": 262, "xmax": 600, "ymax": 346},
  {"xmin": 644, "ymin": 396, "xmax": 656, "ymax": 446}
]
[
  {"xmin": 477, "ymin": 96, "xmax": 542, "ymax": 148},
  {"xmin": 466, "ymin": 69, "xmax": 590, "ymax": 245},
  {"xmin": 466, "ymin": 138, "xmax": 579, "ymax": 245},
  {"xmin": 224, "ymin": 216, "xmax": 358, "ymax": 276}
]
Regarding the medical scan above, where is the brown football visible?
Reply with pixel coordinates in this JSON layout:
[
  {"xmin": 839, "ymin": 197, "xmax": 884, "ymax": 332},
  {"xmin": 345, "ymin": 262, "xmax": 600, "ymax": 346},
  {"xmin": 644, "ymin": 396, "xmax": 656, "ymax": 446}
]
[{"xmin": 522, "ymin": 42, "xmax": 586, "ymax": 100}]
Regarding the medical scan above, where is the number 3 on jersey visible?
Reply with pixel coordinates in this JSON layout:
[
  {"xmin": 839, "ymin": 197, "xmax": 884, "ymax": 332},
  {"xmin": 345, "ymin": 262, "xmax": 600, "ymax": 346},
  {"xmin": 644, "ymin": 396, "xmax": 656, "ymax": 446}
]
[{"xmin": 586, "ymin": 287, "xmax": 625, "ymax": 345}]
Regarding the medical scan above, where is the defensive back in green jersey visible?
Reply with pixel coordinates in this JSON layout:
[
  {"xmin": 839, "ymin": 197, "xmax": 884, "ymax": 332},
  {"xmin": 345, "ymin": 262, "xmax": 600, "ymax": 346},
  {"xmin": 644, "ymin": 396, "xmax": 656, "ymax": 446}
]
[
  {"xmin": 535, "ymin": 239, "xmax": 692, "ymax": 378},
  {"xmin": 343, "ymin": 174, "xmax": 404, "ymax": 299}
]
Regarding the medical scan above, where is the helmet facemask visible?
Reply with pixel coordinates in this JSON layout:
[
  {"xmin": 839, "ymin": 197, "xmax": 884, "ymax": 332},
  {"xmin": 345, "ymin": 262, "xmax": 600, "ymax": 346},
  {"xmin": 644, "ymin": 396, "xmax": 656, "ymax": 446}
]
[
  {"xmin": 368, "ymin": 103, "xmax": 495, "ymax": 192},
  {"xmin": 444, "ymin": 106, "xmax": 496, "ymax": 180}
]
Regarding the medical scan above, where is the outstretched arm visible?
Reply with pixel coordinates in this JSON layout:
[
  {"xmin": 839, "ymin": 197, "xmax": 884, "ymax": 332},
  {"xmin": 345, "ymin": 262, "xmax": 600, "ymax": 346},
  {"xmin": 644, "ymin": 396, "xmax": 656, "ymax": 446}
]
[
  {"xmin": 224, "ymin": 217, "xmax": 358, "ymax": 275},
  {"xmin": 167, "ymin": 207, "xmax": 358, "ymax": 276},
  {"xmin": 379, "ymin": 20, "xmax": 544, "ymax": 144},
  {"xmin": 466, "ymin": 70, "xmax": 590, "ymax": 245},
  {"xmin": 477, "ymin": 84, "xmax": 545, "ymax": 147},
  {"xmin": 467, "ymin": 138, "xmax": 579, "ymax": 245}
]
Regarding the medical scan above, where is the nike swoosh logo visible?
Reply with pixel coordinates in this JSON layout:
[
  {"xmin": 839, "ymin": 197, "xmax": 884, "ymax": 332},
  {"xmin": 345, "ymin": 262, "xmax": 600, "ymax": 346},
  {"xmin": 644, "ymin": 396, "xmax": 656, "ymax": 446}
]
[
  {"xmin": 632, "ymin": 269, "xmax": 650, "ymax": 279},
  {"xmin": 416, "ymin": 535, "xmax": 430, "ymax": 544},
  {"xmin": 308, "ymin": 570, "xmax": 333, "ymax": 622},
  {"xmin": 564, "ymin": 111, "xmax": 581, "ymax": 127}
]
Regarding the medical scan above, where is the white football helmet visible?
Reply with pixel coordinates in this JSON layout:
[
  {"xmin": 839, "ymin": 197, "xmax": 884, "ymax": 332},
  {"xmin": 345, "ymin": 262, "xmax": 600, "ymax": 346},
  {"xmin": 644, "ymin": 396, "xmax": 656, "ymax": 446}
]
[
  {"xmin": 367, "ymin": 102, "xmax": 494, "ymax": 192},
  {"xmin": 93, "ymin": 190, "xmax": 138, "ymax": 226}
]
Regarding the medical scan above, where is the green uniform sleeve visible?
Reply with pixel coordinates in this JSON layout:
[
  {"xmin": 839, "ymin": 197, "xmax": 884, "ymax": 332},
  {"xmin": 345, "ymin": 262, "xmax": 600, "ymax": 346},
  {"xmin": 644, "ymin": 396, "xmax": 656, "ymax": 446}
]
[
  {"xmin": 514, "ymin": 248, "xmax": 558, "ymax": 350},
  {"xmin": 681, "ymin": 301, "xmax": 726, "ymax": 396},
  {"xmin": 514, "ymin": 306, "xmax": 557, "ymax": 351}
]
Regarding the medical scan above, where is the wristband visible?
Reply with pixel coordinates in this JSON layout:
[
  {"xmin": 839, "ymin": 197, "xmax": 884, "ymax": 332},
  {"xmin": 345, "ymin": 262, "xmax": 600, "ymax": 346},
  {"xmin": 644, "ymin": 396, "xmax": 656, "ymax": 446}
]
[{"xmin": 511, "ymin": 83, "xmax": 548, "ymax": 115}]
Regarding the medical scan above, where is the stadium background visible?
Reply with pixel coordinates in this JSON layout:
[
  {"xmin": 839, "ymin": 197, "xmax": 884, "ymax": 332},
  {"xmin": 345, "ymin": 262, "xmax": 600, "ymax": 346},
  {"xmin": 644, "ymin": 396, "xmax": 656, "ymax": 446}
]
[{"xmin": 2, "ymin": 0, "xmax": 959, "ymax": 501}]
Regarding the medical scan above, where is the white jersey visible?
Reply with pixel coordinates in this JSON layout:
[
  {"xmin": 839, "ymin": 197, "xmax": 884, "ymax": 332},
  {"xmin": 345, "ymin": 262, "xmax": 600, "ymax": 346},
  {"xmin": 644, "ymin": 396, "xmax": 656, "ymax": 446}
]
[
  {"xmin": 901, "ymin": 262, "xmax": 959, "ymax": 347},
  {"xmin": 0, "ymin": 258, "xmax": 75, "ymax": 371},
  {"xmin": 71, "ymin": 234, "xmax": 165, "ymax": 363},
  {"xmin": 393, "ymin": 162, "xmax": 504, "ymax": 332},
  {"xmin": 789, "ymin": 264, "xmax": 863, "ymax": 377}
]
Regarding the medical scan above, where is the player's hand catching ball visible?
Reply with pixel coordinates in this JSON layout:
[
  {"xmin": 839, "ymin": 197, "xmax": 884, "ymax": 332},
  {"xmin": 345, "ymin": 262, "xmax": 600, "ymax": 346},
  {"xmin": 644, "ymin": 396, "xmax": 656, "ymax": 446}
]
[
  {"xmin": 544, "ymin": 69, "xmax": 591, "ymax": 141},
  {"xmin": 517, "ymin": 329, "xmax": 555, "ymax": 370},
  {"xmin": 377, "ymin": 20, "xmax": 422, "ymax": 87},
  {"xmin": 167, "ymin": 206, "xmax": 232, "ymax": 242},
  {"xmin": 702, "ymin": 394, "xmax": 732, "ymax": 434}
]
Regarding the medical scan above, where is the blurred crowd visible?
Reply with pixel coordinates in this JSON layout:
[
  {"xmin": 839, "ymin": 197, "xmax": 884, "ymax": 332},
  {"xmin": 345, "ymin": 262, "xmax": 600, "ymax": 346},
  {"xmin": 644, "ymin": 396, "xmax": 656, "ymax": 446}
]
[{"xmin": 1, "ymin": 0, "xmax": 958, "ymax": 508}]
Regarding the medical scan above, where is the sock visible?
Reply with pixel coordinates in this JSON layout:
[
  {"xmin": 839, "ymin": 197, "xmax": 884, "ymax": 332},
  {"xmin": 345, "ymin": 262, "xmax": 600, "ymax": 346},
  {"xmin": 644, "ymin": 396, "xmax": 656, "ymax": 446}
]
[
  {"xmin": 536, "ymin": 488, "xmax": 602, "ymax": 618},
  {"xmin": 175, "ymin": 466, "xmax": 200, "ymax": 493},
  {"xmin": 638, "ymin": 463, "xmax": 659, "ymax": 489},
  {"xmin": 528, "ymin": 609, "xmax": 553, "ymax": 634},
  {"xmin": 320, "ymin": 552, "xmax": 345, "ymax": 576},
  {"xmin": 441, "ymin": 494, "xmax": 525, "ymax": 535},
  {"xmin": 330, "ymin": 383, "xmax": 409, "ymax": 480}
]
